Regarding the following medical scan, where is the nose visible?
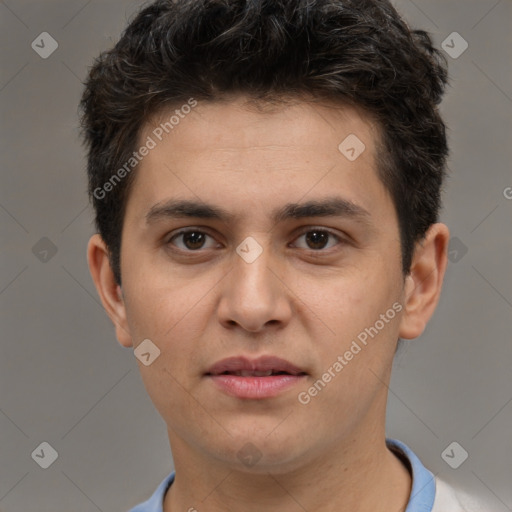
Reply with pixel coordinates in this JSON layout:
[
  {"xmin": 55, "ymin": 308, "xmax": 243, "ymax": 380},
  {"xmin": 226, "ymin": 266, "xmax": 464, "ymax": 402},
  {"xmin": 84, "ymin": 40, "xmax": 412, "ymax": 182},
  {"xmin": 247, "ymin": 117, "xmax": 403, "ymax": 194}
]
[{"xmin": 216, "ymin": 239, "xmax": 293, "ymax": 333}]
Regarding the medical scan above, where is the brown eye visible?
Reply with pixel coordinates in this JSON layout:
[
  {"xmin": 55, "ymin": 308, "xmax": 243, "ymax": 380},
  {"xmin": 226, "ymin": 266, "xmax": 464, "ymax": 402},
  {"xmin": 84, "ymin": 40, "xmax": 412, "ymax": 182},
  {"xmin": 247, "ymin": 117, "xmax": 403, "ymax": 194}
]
[
  {"xmin": 305, "ymin": 230, "xmax": 329, "ymax": 250},
  {"xmin": 168, "ymin": 230, "xmax": 218, "ymax": 251},
  {"xmin": 293, "ymin": 229, "xmax": 341, "ymax": 251},
  {"xmin": 182, "ymin": 231, "xmax": 206, "ymax": 250}
]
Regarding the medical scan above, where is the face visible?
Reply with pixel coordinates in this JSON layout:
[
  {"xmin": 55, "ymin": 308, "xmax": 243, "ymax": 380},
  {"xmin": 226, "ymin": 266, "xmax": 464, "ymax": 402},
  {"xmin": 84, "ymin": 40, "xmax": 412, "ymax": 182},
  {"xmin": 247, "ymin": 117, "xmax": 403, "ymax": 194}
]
[{"xmin": 89, "ymin": 95, "xmax": 445, "ymax": 474}]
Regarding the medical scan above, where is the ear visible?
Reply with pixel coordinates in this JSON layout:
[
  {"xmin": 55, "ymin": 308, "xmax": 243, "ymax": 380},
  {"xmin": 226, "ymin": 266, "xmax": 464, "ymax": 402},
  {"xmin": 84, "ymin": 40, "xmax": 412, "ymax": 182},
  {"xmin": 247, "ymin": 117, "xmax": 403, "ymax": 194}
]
[
  {"xmin": 87, "ymin": 234, "xmax": 133, "ymax": 348},
  {"xmin": 399, "ymin": 223, "xmax": 450, "ymax": 340}
]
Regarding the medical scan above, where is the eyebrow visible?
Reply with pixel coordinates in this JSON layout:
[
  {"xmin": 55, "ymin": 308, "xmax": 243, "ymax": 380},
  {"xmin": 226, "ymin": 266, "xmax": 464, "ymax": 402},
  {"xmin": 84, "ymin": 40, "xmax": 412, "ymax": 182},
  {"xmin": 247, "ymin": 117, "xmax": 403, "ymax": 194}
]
[{"xmin": 145, "ymin": 197, "xmax": 371, "ymax": 225}]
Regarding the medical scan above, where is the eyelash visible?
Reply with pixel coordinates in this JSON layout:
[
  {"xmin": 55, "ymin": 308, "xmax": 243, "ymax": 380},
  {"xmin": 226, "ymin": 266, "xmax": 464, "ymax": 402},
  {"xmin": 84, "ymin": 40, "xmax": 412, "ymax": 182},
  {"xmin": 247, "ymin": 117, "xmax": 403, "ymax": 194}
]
[{"xmin": 165, "ymin": 227, "xmax": 345, "ymax": 254}]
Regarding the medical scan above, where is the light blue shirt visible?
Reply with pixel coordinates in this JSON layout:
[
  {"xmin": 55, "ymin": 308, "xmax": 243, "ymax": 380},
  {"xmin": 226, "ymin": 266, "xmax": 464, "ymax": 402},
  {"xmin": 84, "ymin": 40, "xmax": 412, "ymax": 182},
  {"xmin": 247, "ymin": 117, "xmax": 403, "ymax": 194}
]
[{"xmin": 128, "ymin": 438, "xmax": 436, "ymax": 512}]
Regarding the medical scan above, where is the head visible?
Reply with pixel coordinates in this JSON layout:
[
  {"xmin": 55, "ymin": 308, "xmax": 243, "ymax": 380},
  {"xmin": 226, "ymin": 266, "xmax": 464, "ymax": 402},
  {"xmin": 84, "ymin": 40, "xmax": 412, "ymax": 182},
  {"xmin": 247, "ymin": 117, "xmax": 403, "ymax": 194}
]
[
  {"xmin": 83, "ymin": 0, "xmax": 450, "ymax": 473},
  {"xmin": 82, "ymin": 0, "xmax": 449, "ymax": 287}
]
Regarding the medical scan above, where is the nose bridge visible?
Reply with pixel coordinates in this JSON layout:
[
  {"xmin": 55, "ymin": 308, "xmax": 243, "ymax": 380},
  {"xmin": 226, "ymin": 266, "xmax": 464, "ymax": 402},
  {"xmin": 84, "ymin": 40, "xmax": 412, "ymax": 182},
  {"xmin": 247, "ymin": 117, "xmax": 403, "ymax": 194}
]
[
  {"xmin": 233, "ymin": 234, "xmax": 276, "ymax": 301},
  {"xmin": 218, "ymin": 235, "xmax": 291, "ymax": 331},
  {"xmin": 237, "ymin": 241, "xmax": 271, "ymax": 287}
]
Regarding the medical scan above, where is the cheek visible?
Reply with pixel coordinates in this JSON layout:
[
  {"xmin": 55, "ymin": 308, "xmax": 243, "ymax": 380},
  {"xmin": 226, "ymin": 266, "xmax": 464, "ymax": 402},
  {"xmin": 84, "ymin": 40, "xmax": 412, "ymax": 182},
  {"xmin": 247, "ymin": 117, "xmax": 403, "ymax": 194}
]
[
  {"xmin": 301, "ymin": 267, "xmax": 403, "ymax": 381},
  {"xmin": 123, "ymin": 288, "xmax": 208, "ymax": 422},
  {"xmin": 306, "ymin": 267, "xmax": 400, "ymax": 332},
  {"xmin": 122, "ymin": 257, "xmax": 211, "ymax": 337}
]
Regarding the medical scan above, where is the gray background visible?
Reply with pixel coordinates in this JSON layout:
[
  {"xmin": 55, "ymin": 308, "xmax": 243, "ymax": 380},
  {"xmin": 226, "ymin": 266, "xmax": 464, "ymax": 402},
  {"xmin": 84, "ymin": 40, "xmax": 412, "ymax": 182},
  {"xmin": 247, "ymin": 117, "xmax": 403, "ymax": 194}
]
[{"xmin": 1, "ymin": 0, "xmax": 511, "ymax": 510}]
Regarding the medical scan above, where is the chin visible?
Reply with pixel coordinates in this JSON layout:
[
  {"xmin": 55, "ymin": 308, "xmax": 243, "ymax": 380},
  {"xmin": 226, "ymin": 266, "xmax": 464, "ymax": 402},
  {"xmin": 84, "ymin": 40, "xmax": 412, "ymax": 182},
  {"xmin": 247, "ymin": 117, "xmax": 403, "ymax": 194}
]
[{"xmin": 212, "ymin": 430, "xmax": 313, "ymax": 475}]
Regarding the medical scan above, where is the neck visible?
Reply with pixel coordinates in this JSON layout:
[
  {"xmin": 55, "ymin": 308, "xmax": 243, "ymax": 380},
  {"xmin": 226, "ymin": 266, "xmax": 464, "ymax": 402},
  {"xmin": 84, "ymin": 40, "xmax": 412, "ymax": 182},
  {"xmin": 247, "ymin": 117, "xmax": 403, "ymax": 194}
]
[{"xmin": 163, "ymin": 427, "xmax": 411, "ymax": 512}]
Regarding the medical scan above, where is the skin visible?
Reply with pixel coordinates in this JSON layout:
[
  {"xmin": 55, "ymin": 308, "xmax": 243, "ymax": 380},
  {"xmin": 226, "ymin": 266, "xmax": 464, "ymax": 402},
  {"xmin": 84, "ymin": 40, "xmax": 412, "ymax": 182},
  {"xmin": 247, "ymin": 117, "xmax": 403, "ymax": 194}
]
[{"xmin": 88, "ymin": 95, "xmax": 449, "ymax": 512}]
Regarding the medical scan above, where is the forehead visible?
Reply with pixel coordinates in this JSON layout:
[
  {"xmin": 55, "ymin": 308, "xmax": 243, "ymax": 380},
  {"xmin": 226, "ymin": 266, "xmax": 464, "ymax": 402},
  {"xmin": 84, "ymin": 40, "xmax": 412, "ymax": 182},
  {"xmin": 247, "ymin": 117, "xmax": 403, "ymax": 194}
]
[
  {"xmin": 144, "ymin": 96, "xmax": 380, "ymax": 156},
  {"xmin": 126, "ymin": 96, "xmax": 391, "ymax": 227}
]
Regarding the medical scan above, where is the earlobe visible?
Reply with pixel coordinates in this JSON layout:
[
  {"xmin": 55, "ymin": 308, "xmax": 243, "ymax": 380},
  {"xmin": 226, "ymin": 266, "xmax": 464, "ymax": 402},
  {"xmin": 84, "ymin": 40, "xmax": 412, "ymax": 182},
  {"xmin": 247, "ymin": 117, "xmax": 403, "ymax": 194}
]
[
  {"xmin": 398, "ymin": 223, "xmax": 449, "ymax": 340},
  {"xmin": 87, "ymin": 234, "xmax": 133, "ymax": 348}
]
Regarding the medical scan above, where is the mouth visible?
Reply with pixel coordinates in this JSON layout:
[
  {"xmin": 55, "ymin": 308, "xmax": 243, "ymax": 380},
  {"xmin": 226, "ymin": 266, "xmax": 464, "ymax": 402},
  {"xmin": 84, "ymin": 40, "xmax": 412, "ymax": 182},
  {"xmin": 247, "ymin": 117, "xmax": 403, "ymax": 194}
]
[
  {"xmin": 205, "ymin": 355, "xmax": 307, "ymax": 377},
  {"xmin": 209, "ymin": 369, "xmax": 307, "ymax": 377},
  {"xmin": 205, "ymin": 356, "xmax": 308, "ymax": 399}
]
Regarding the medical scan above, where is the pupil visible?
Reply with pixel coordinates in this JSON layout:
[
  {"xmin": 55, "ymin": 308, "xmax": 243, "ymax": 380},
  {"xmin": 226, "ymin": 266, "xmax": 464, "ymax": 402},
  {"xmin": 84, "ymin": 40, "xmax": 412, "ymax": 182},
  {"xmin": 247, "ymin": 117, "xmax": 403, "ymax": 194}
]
[
  {"xmin": 306, "ymin": 231, "xmax": 328, "ymax": 250},
  {"xmin": 184, "ymin": 232, "xmax": 205, "ymax": 249}
]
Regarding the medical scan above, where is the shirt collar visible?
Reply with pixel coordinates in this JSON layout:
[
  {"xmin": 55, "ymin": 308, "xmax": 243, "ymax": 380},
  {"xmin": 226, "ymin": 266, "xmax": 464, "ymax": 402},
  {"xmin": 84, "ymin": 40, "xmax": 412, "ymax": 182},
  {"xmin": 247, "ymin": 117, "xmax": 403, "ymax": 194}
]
[{"xmin": 387, "ymin": 438, "xmax": 436, "ymax": 512}]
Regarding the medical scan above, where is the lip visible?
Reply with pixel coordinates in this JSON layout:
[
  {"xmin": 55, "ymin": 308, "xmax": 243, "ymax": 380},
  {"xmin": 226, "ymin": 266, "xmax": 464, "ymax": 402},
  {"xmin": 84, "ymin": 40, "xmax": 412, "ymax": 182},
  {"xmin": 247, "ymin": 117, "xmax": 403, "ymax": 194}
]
[
  {"xmin": 206, "ymin": 355, "xmax": 306, "ymax": 376},
  {"xmin": 205, "ymin": 356, "xmax": 308, "ymax": 399}
]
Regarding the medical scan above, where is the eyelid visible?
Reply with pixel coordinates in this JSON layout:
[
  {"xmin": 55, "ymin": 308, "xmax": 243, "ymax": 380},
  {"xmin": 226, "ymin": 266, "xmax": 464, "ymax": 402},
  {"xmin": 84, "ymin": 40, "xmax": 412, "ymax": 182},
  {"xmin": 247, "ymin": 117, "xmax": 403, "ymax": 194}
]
[
  {"xmin": 290, "ymin": 226, "xmax": 346, "ymax": 250},
  {"xmin": 165, "ymin": 225, "xmax": 348, "ymax": 252},
  {"xmin": 166, "ymin": 227, "xmax": 220, "ymax": 249}
]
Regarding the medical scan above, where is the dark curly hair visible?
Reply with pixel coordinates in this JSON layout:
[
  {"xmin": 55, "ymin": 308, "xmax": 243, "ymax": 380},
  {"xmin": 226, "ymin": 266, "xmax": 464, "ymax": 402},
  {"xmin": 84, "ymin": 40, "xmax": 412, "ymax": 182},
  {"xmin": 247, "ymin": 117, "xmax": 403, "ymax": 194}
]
[{"xmin": 80, "ymin": 0, "xmax": 449, "ymax": 286}]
